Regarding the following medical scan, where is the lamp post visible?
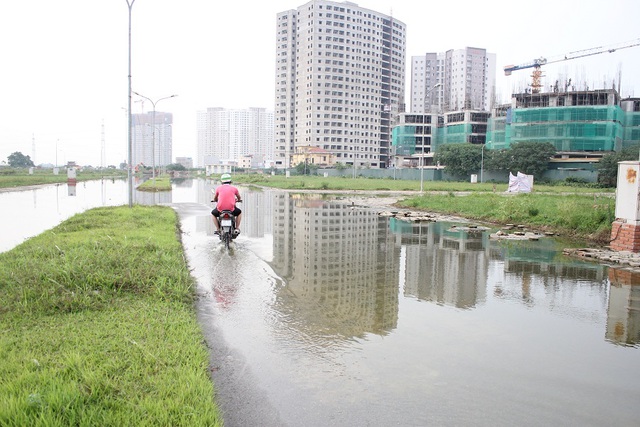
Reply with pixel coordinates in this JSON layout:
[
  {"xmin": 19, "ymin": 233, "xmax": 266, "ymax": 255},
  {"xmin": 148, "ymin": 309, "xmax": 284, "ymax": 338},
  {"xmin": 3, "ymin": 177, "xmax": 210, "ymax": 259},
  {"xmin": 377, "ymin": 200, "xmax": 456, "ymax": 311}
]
[
  {"xmin": 132, "ymin": 92, "xmax": 177, "ymax": 181},
  {"xmin": 420, "ymin": 82, "xmax": 442, "ymax": 193},
  {"xmin": 126, "ymin": 0, "xmax": 135, "ymax": 207},
  {"xmin": 481, "ymin": 142, "xmax": 489, "ymax": 184}
]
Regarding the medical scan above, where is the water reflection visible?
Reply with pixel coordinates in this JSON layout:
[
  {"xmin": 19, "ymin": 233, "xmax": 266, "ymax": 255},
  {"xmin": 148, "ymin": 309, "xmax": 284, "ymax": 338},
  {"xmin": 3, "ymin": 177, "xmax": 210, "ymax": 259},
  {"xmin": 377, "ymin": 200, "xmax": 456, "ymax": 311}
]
[
  {"xmin": 1, "ymin": 178, "xmax": 176, "ymax": 253},
  {"xmin": 253, "ymin": 192, "xmax": 640, "ymax": 348},
  {"xmin": 3, "ymin": 179, "xmax": 640, "ymax": 351},
  {"xmin": 607, "ymin": 269, "xmax": 640, "ymax": 347},
  {"xmin": 269, "ymin": 193, "xmax": 400, "ymax": 339},
  {"xmin": 399, "ymin": 221, "xmax": 488, "ymax": 309}
]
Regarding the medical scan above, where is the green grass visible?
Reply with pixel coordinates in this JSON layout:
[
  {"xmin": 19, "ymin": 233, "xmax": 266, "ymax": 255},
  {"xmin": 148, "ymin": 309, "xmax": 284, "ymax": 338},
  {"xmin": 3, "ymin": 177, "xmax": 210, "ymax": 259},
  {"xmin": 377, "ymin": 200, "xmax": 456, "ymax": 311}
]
[
  {"xmin": 234, "ymin": 173, "xmax": 613, "ymax": 194},
  {"xmin": 399, "ymin": 192, "xmax": 615, "ymax": 242},
  {"xmin": 137, "ymin": 177, "xmax": 172, "ymax": 192},
  {"xmin": 0, "ymin": 206, "xmax": 222, "ymax": 426},
  {"xmin": 234, "ymin": 173, "xmax": 615, "ymax": 243},
  {"xmin": 0, "ymin": 169, "xmax": 127, "ymax": 189}
]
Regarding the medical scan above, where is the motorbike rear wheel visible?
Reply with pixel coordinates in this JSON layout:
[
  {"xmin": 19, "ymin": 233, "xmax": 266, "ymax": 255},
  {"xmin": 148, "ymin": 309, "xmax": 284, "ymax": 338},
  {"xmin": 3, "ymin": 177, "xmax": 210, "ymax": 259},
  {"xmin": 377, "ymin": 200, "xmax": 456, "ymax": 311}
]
[{"xmin": 223, "ymin": 231, "xmax": 231, "ymax": 249}]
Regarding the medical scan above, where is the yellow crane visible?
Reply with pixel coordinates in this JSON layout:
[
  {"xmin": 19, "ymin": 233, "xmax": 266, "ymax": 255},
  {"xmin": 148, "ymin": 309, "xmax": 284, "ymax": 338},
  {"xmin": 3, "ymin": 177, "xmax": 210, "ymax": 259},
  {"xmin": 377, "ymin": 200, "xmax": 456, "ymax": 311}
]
[{"xmin": 504, "ymin": 38, "xmax": 640, "ymax": 93}]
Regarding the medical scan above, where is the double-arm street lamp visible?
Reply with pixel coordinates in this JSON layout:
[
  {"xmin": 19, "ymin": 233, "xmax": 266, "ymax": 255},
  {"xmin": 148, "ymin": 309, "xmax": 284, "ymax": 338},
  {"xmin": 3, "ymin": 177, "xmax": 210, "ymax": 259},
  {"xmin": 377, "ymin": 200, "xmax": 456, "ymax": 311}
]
[
  {"xmin": 420, "ymin": 82, "xmax": 442, "ymax": 193},
  {"xmin": 132, "ymin": 92, "xmax": 178, "ymax": 181}
]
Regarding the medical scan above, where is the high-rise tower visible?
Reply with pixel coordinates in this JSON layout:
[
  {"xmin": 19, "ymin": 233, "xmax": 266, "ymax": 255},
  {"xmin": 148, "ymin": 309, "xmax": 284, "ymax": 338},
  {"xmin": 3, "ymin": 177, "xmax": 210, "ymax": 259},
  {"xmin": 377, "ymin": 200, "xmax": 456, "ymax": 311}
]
[
  {"xmin": 197, "ymin": 107, "xmax": 274, "ymax": 168},
  {"xmin": 275, "ymin": 0, "xmax": 406, "ymax": 169},
  {"xmin": 411, "ymin": 47, "xmax": 496, "ymax": 113}
]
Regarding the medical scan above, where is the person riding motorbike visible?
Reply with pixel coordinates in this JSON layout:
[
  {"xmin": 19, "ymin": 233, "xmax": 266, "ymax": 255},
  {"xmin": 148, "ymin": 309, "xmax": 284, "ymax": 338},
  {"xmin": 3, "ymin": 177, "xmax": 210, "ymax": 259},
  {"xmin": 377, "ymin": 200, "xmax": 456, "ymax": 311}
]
[{"xmin": 211, "ymin": 173, "xmax": 242, "ymax": 236}]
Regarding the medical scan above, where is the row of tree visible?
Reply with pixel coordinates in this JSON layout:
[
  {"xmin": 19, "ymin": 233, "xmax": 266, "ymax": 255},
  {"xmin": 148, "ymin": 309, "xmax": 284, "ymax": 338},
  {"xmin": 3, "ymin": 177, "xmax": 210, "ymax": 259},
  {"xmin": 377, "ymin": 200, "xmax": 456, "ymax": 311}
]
[
  {"xmin": 7, "ymin": 145, "xmax": 639, "ymax": 186},
  {"xmin": 4, "ymin": 151, "xmax": 192, "ymax": 171},
  {"xmin": 433, "ymin": 141, "xmax": 640, "ymax": 186}
]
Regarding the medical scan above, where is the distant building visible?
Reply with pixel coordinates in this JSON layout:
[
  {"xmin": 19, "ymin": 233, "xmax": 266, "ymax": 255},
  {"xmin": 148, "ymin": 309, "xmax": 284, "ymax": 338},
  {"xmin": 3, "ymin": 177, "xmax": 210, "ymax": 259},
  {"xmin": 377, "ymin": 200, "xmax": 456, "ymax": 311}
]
[
  {"xmin": 292, "ymin": 145, "xmax": 335, "ymax": 168},
  {"xmin": 410, "ymin": 47, "xmax": 496, "ymax": 114},
  {"xmin": 205, "ymin": 164, "xmax": 233, "ymax": 178},
  {"xmin": 275, "ymin": 1, "xmax": 407, "ymax": 169},
  {"xmin": 238, "ymin": 154, "xmax": 265, "ymax": 169},
  {"xmin": 175, "ymin": 157, "xmax": 193, "ymax": 169},
  {"xmin": 196, "ymin": 107, "xmax": 274, "ymax": 168},
  {"xmin": 132, "ymin": 112, "xmax": 173, "ymax": 169},
  {"xmin": 392, "ymin": 110, "xmax": 489, "ymax": 167}
]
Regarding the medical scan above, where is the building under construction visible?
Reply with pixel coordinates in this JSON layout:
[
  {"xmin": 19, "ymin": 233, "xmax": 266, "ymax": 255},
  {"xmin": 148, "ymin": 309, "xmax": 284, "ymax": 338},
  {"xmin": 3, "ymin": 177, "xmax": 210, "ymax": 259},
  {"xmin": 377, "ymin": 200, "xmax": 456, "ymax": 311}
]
[
  {"xmin": 486, "ymin": 89, "xmax": 640, "ymax": 169},
  {"xmin": 392, "ymin": 110, "xmax": 490, "ymax": 167}
]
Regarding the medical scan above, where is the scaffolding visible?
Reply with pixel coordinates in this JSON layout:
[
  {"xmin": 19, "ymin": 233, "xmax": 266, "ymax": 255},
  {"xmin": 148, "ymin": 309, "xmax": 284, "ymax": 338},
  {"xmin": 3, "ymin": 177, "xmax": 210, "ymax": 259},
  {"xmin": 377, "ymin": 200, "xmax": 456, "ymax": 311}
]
[
  {"xmin": 486, "ymin": 104, "xmax": 629, "ymax": 152},
  {"xmin": 391, "ymin": 125, "xmax": 417, "ymax": 156}
]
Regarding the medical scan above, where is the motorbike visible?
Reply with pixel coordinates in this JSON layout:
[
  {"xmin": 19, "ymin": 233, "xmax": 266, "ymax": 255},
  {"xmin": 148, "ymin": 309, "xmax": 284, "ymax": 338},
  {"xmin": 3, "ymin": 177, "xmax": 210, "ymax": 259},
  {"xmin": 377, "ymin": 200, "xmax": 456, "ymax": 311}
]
[
  {"xmin": 211, "ymin": 191, "xmax": 240, "ymax": 250},
  {"xmin": 217, "ymin": 209, "xmax": 238, "ymax": 250}
]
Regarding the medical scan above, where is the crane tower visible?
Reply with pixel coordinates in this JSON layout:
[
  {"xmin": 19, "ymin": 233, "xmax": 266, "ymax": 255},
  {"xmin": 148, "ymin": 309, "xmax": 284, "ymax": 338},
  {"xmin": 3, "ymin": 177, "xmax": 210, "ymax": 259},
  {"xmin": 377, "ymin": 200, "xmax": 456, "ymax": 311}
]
[{"xmin": 504, "ymin": 38, "xmax": 640, "ymax": 93}]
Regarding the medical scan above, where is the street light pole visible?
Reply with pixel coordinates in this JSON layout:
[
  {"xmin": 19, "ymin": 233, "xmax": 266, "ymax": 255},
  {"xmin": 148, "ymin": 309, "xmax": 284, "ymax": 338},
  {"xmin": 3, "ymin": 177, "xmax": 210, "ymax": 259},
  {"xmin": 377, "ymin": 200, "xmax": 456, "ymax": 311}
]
[
  {"xmin": 126, "ymin": 0, "xmax": 135, "ymax": 207},
  {"xmin": 132, "ymin": 92, "xmax": 177, "ymax": 181},
  {"xmin": 481, "ymin": 142, "xmax": 489, "ymax": 184}
]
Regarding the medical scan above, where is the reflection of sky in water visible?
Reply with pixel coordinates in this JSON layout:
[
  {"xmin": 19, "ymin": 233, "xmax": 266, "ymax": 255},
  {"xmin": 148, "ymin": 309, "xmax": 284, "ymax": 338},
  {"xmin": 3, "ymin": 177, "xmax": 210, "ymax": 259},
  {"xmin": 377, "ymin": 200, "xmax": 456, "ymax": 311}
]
[{"xmin": 0, "ymin": 180, "xmax": 129, "ymax": 253}]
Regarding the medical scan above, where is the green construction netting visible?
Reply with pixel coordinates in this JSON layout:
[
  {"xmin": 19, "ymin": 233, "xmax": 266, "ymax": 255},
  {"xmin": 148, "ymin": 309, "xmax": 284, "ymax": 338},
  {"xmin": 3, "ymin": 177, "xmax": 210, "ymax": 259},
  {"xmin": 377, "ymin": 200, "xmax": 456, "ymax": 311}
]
[
  {"xmin": 625, "ymin": 111, "xmax": 640, "ymax": 146},
  {"xmin": 392, "ymin": 125, "xmax": 417, "ymax": 155},
  {"xmin": 485, "ymin": 105, "xmax": 631, "ymax": 151}
]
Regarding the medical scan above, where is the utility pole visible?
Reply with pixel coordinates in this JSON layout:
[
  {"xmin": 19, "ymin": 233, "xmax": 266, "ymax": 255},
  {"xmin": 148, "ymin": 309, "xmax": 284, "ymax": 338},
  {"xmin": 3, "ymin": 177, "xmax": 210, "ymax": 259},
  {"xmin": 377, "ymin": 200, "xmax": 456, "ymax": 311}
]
[{"xmin": 126, "ymin": 0, "xmax": 136, "ymax": 207}]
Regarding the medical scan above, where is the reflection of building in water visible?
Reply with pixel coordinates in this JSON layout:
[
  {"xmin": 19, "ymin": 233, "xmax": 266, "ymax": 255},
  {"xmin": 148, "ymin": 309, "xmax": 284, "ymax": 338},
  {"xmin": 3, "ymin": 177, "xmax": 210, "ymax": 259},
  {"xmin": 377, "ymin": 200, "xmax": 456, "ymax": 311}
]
[
  {"xmin": 491, "ymin": 240, "xmax": 609, "ymax": 320},
  {"xmin": 606, "ymin": 268, "xmax": 640, "ymax": 347},
  {"xmin": 271, "ymin": 193, "xmax": 400, "ymax": 338},
  {"xmin": 401, "ymin": 221, "xmax": 488, "ymax": 309}
]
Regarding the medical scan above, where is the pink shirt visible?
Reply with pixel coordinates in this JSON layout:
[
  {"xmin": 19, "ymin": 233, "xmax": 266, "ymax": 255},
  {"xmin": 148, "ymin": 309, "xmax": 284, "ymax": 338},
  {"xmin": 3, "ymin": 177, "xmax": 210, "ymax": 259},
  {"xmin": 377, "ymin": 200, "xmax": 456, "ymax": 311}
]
[{"xmin": 215, "ymin": 184, "xmax": 240, "ymax": 211}]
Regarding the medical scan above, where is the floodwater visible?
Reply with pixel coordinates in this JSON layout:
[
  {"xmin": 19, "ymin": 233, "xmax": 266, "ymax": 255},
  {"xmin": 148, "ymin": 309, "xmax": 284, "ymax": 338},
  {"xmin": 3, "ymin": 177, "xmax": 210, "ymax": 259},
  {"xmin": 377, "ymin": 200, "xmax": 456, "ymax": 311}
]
[{"xmin": 2, "ymin": 178, "xmax": 640, "ymax": 426}]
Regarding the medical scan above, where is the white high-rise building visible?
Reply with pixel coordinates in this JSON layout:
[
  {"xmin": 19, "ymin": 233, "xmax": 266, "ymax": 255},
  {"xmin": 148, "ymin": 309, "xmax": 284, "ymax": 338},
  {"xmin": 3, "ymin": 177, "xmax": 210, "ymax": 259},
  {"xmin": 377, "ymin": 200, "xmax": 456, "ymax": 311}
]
[
  {"xmin": 411, "ymin": 47, "xmax": 496, "ymax": 113},
  {"xmin": 275, "ymin": 0, "xmax": 406, "ymax": 169},
  {"xmin": 196, "ymin": 107, "xmax": 274, "ymax": 168},
  {"xmin": 132, "ymin": 112, "xmax": 173, "ymax": 169}
]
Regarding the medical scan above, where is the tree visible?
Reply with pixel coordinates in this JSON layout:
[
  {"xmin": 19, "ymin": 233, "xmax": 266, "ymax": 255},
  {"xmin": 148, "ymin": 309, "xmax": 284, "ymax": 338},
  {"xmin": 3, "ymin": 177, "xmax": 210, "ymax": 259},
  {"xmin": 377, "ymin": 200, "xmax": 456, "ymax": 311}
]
[
  {"xmin": 484, "ymin": 143, "xmax": 556, "ymax": 179},
  {"xmin": 7, "ymin": 151, "xmax": 35, "ymax": 168},
  {"xmin": 166, "ymin": 163, "xmax": 187, "ymax": 171},
  {"xmin": 597, "ymin": 144, "xmax": 640, "ymax": 187},
  {"xmin": 433, "ymin": 143, "xmax": 482, "ymax": 177},
  {"xmin": 502, "ymin": 141, "xmax": 556, "ymax": 178},
  {"xmin": 294, "ymin": 161, "xmax": 318, "ymax": 175}
]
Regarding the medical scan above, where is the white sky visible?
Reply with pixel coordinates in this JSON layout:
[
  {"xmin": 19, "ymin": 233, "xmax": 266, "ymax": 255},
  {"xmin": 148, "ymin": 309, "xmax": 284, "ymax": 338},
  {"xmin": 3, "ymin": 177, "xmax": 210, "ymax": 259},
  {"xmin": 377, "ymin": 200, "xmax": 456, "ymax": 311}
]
[{"xmin": 1, "ymin": 0, "xmax": 639, "ymax": 167}]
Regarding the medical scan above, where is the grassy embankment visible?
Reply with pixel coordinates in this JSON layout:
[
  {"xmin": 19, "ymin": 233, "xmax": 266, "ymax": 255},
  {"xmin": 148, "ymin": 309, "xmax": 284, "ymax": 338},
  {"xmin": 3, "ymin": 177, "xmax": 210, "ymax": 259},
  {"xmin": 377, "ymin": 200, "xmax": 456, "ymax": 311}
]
[
  {"xmin": 0, "ymin": 169, "xmax": 127, "ymax": 189},
  {"xmin": 0, "ymin": 206, "xmax": 222, "ymax": 426},
  {"xmin": 137, "ymin": 176, "xmax": 172, "ymax": 192},
  {"xmin": 234, "ymin": 173, "xmax": 615, "ymax": 243}
]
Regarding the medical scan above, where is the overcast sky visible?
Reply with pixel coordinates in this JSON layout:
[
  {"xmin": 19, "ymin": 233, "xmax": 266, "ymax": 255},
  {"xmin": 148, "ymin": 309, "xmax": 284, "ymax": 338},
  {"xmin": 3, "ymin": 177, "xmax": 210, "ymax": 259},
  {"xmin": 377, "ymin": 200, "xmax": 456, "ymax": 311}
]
[{"xmin": 1, "ymin": 0, "xmax": 638, "ymax": 167}]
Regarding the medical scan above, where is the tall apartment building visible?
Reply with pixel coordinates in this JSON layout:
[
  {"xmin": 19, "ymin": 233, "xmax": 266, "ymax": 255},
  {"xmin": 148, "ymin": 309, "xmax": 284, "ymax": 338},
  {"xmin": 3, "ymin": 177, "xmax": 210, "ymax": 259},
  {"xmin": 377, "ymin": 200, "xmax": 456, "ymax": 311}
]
[
  {"xmin": 410, "ymin": 47, "xmax": 496, "ymax": 113},
  {"xmin": 132, "ymin": 111, "xmax": 173, "ymax": 169},
  {"xmin": 196, "ymin": 107, "xmax": 274, "ymax": 168},
  {"xmin": 275, "ymin": 0, "xmax": 407, "ymax": 170}
]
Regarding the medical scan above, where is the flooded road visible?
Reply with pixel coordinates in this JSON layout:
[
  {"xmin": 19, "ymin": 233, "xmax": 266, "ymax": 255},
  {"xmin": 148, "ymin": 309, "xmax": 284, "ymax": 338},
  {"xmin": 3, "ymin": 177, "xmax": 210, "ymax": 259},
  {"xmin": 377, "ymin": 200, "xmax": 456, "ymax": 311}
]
[{"xmin": 3, "ymin": 179, "xmax": 640, "ymax": 426}]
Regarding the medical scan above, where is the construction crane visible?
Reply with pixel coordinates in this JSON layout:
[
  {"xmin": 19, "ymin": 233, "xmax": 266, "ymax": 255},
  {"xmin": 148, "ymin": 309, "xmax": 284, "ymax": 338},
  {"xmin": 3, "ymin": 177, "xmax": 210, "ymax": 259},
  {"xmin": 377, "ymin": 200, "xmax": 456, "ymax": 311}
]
[{"xmin": 504, "ymin": 38, "xmax": 640, "ymax": 93}]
